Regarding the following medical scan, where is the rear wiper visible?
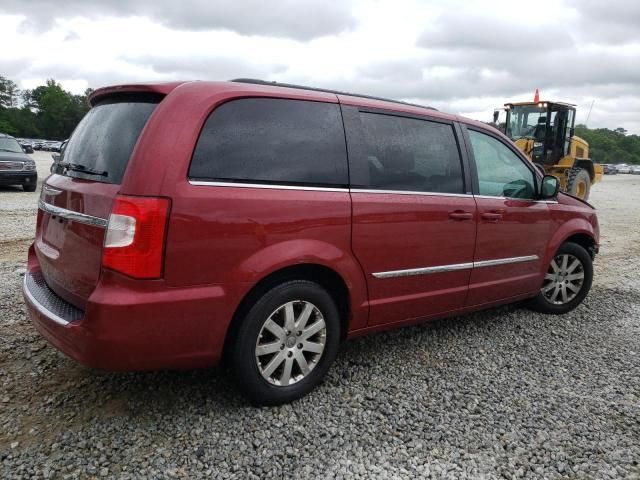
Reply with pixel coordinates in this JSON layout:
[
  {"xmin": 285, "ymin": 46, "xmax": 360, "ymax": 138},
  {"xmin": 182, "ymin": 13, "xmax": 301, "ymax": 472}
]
[
  {"xmin": 0, "ymin": 148, "xmax": 20, "ymax": 153},
  {"xmin": 60, "ymin": 162, "xmax": 108, "ymax": 177}
]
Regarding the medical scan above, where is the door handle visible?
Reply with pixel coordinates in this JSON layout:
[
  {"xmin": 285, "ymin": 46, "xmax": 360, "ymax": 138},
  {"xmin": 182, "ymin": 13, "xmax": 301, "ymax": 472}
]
[
  {"xmin": 481, "ymin": 212, "xmax": 503, "ymax": 222},
  {"xmin": 449, "ymin": 210, "xmax": 474, "ymax": 221}
]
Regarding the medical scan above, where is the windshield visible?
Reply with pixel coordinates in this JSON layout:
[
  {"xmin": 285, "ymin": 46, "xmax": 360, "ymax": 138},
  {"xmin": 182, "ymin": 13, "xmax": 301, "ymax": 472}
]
[
  {"xmin": 61, "ymin": 96, "xmax": 160, "ymax": 184},
  {"xmin": 506, "ymin": 105, "xmax": 547, "ymax": 140},
  {"xmin": 0, "ymin": 137, "xmax": 24, "ymax": 153}
]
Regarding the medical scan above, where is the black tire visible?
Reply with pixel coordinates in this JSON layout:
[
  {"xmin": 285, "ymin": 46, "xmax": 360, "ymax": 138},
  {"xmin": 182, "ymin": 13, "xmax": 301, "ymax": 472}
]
[
  {"xmin": 23, "ymin": 183, "xmax": 37, "ymax": 192},
  {"xmin": 527, "ymin": 242, "xmax": 593, "ymax": 314},
  {"xmin": 230, "ymin": 280, "xmax": 341, "ymax": 406},
  {"xmin": 566, "ymin": 167, "xmax": 591, "ymax": 200}
]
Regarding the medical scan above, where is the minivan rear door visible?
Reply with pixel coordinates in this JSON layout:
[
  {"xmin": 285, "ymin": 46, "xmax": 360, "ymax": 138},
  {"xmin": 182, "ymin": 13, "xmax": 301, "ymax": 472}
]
[
  {"xmin": 342, "ymin": 104, "xmax": 477, "ymax": 326},
  {"xmin": 35, "ymin": 95, "xmax": 161, "ymax": 308}
]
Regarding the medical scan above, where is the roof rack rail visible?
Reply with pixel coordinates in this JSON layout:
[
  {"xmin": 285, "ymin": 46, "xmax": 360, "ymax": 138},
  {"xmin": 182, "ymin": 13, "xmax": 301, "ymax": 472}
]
[{"xmin": 230, "ymin": 78, "xmax": 438, "ymax": 111}]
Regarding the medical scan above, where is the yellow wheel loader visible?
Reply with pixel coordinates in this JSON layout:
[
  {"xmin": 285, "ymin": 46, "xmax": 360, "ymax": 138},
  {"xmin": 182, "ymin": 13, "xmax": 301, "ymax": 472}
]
[{"xmin": 494, "ymin": 96, "xmax": 602, "ymax": 200}]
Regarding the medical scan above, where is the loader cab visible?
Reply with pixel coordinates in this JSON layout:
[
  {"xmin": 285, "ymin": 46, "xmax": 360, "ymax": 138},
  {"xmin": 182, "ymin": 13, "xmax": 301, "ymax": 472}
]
[{"xmin": 505, "ymin": 101, "xmax": 576, "ymax": 165}]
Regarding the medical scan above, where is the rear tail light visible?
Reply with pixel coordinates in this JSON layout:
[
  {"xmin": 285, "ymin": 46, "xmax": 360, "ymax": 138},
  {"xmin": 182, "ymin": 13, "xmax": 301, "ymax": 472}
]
[{"xmin": 102, "ymin": 195, "xmax": 170, "ymax": 279}]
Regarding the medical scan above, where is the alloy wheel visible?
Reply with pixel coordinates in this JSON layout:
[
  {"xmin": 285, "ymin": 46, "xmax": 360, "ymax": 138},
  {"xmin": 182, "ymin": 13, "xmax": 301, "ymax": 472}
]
[
  {"xmin": 255, "ymin": 300, "xmax": 327, "ymax": 386},
  {"xmin": 541, "ymin": 254, "xmax": 585, "ymax": 305}
]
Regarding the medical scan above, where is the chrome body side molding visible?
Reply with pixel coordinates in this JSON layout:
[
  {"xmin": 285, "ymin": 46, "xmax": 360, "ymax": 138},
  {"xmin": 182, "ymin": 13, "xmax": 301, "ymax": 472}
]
[
  {"xmin": 473, "ymin": 255, "xmax": 539, "ymax": 268},
  {"xmin": 372, "ymin": 262, "xmax": 474, "ymax": 279},
  {"xmin": 372, "ymin": 255, "xmax": 540, "ymax": 279}
]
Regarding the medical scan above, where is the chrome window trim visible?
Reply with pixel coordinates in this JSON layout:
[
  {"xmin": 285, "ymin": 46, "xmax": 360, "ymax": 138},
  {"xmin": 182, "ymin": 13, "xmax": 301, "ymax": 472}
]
[
  {"xmin": 186, "ymin": 181, "xmax": 563, "ymax": 203},
  {"xmin": 38, "ymin": 200, "xmax": 108, "ymax": 228},
  {"xmin": 474, "ymin": 194, "xmax": 558, "ymax": 204},
  {"xmin": 372, "ymin": 255, "xmax": 539, "ymax": 279},
  {"xmin": 188, "ymin": 181, "xmax": 475, "ymax": 197},
  {"xmin": 22, "ymin": 274, "xmax": 70, "ymax": 326},
  {"xmin": 187, "ymin": 182, "xmax": 560, "ymax": 203},
  {"xmin": 350, "ymin": 188, "xmax": 472, "ymax": 198},
  {"xmin": 188, "ymin": 180, "xmax": 348, "ymax": 192}
]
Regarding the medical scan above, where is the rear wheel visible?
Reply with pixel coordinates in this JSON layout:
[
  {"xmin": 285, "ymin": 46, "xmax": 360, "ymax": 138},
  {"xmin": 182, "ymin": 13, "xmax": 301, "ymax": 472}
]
[
  {"xmin": 528, "ymin": 242, "xmax": 593, "ymax": 314},
  {"xmin": 230, "ymin": 280, "xmax": 341, "ymax": 405},
  {"xmin": 566, "ymin": 167, "xmax": 591, "ymax": 200}
]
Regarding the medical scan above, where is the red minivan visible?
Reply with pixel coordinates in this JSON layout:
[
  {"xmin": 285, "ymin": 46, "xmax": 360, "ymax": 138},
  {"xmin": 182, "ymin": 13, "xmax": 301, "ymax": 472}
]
[{"xmin": 24, "ymin": 80, "xmax": 599, "ymax": 405}]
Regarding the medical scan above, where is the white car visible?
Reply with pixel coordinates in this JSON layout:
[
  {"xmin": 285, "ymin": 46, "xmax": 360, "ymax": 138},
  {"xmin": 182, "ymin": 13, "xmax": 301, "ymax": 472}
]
[{"xmin": 616, "ymin": 164, "xmax": 632, "ymax": 174}]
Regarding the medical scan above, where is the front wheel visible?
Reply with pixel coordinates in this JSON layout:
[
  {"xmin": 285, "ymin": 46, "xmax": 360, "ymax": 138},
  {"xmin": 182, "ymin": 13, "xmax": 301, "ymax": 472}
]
[
  {"xmin": 528, "ymin": 242, "xmax": 593, "ymax": 314},
  {"xmin": 23, "ymin": 183, "xmax": 37, "ymax": 192},
  {"xmin": 230, "ymin": 280, "xmax": 341, "ymax": 405}
]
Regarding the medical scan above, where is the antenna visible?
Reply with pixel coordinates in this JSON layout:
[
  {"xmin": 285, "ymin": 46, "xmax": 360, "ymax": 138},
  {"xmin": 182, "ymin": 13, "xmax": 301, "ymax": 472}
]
[{"xmin": 585, "ymin": 99, "xmax": 595, "ymax": 126}]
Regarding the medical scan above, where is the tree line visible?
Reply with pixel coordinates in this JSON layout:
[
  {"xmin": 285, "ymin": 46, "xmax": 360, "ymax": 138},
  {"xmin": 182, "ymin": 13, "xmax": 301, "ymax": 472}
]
[
  {"xmin": 574, "ymin": 125, "xmax": 640, "ymax": 165},
  {"xmin": 0, "ymin": 75, "xmax": 92, "ymax": 141}
]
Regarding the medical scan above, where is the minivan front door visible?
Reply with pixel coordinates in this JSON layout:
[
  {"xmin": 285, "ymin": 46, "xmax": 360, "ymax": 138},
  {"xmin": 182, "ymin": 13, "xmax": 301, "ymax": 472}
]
[
  {"xmin": 465, "ymin": 128, "xmax": 550, "ymax": 306},
  {"xmin": 342, "ymin": 105, "xmax": 476, "ymax": 326}
]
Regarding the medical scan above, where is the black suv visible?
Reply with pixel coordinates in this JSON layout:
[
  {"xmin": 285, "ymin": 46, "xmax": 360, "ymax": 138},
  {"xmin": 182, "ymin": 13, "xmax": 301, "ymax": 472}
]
[{"xmin": 0, "ymin": 133, "xmax": 38, "ymax": 191}]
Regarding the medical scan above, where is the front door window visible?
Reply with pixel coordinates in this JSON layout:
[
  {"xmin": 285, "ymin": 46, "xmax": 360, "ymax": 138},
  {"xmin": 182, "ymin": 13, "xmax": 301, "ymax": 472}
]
[{"xmin": 468, "ymin": 130, "xmax": 536, "ymax": 199}]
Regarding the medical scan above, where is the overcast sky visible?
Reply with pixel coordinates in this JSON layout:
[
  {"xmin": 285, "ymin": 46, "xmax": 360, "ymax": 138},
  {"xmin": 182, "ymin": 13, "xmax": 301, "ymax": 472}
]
[{"xmin": 1, "ymin": 0, "xmax": 639, "ymax": 133}]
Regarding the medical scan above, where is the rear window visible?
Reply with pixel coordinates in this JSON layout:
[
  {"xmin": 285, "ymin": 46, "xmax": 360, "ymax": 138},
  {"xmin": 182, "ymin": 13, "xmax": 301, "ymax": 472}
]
[
  {"xmin": 60, "ymin": 95, "xmax": 160, "ymax": 184},
  {"xmin": 189, "ymin": 98, "xmax": 348, "ymax": 187}
]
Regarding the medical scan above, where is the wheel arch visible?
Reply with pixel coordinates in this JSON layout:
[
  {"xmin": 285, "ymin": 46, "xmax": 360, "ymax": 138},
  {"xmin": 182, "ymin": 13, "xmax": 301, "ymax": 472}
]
[
  {"xmin": 222, "ymin": 263, "xmax": 354, "ymax": 363},
  {"xmin": 562, "ymin": 232, "xmax": 598, "ymax": 258},
  {"xmin": 546, "ymin": 226, "xmax": 598, "ymax": 270}
]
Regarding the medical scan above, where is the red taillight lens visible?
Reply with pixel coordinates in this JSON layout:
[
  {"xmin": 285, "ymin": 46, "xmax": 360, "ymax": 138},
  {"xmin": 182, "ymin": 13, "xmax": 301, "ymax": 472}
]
[{"xmin": 102, "ymin": 195, "xmax": 170, "ymax": 279}]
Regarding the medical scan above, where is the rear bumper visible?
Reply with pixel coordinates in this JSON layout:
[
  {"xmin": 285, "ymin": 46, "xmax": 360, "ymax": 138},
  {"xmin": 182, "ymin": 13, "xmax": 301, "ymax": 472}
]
[
  {"xmin": 23, "ymin": 263, "xmax": 241, "ymax": 371},
  {"xmin": 0, "ymin": 172, "xmax": 37, "ymax": 186}
]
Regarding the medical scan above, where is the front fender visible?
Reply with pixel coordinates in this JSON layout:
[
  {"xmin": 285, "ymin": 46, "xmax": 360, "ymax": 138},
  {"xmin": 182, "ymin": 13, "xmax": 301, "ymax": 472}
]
[{"xmin": 543, "ymin": 217, "xmax": 597, "ymax": 271}]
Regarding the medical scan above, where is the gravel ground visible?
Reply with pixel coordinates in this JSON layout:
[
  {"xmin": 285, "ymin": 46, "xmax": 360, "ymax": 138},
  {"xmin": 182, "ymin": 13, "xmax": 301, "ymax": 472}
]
[{"xmin": 1, "ymin": 167, "xmax": 639, "ymax": 479}]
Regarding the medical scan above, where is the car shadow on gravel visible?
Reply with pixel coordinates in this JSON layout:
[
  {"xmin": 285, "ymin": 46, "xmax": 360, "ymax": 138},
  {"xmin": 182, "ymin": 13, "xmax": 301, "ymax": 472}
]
[{"xmin": 33, "ymin": 301, "xmax": 526, "ymax": 413}]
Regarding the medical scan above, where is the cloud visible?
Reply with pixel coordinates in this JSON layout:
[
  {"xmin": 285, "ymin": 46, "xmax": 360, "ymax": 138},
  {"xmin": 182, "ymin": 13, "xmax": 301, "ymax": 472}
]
[
  {"xmin": 1, "ymin": 0, "xmax": 357, "ymax": 40},
  {"xmin": 568, "ymin": 0, "xmax": 640, "ymax": 45},
  {"xmin": 418, "ymin": 14, "xmax": 574, "ymax": 52},
  {"xmin": 126, "ymin": 54, "xmax": 287, "ymax": 80},
  {"xmin": 1, "ymin": 0, "xmax": 639, "ymax": 133}
]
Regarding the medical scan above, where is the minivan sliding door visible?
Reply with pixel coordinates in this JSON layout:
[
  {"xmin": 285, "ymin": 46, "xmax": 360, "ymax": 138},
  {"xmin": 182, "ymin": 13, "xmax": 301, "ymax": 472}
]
[{"xmin": 342, "ymin": 104, "xmax": 476, "ymax": 327}]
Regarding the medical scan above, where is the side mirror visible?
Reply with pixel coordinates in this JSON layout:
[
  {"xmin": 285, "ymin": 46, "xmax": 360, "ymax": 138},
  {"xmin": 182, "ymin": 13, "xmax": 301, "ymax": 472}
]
[
  {"xmin": 540, "ymin": 175, "xmax": 560, "ymax": 199},
  {"xmin": 493, "ymin": 110, "xmax": 500, "ymax": 124}
]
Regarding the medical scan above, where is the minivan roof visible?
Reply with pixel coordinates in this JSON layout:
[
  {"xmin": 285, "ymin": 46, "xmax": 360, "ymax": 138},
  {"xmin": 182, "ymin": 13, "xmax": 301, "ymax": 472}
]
[
  {"xmin": 88, "ymin": 80, "xmax": 495, "ymax": 134},
  {"xmin": 230, "ymin": 78, "xmax": 439, "ymax": 111}
]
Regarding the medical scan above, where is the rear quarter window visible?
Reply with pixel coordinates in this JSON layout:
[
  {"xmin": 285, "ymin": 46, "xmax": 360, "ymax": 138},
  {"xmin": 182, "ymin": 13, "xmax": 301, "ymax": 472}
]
[
  {"xmin": 61, "ymin": 95, "xmax": 160, "ymax": 184},
  {"xmin": 353, "ymin": 112, "xmax": 464, "ymax": 194},
  {"xmin": 189, "ymin": 98, "xmax": 348, "ymax": 187}
]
